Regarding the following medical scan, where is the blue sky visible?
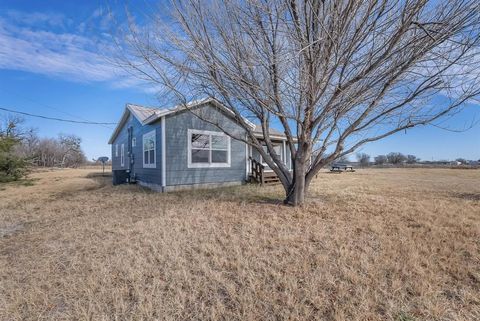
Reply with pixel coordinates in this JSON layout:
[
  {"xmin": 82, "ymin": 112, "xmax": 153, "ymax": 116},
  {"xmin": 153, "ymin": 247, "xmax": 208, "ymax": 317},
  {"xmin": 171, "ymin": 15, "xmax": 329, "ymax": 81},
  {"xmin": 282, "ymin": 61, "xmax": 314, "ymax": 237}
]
[{"xmin": 0, "ymin": 0, "xmax": 479, "ymax": 161}]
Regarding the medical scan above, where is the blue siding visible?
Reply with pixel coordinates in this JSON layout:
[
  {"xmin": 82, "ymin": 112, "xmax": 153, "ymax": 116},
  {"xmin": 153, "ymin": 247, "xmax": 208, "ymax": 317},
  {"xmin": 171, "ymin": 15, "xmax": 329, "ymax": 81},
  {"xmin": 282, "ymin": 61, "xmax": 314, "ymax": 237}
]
[
  {"xmin": 110, "ymin": 102, "xmax": 291, "ymax": 189},
  {"xmin": 165, "ymin": 104, "xmax": 247, "ymax": 186},
  {"xmin": 111, "ymin": 113, "xmax": 164, "ymax": 185}
]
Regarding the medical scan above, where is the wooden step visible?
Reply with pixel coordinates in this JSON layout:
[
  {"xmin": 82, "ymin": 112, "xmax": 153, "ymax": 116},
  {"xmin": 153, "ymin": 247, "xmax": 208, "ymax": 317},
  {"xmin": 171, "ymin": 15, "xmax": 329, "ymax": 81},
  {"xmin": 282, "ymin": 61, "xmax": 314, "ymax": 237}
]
[
  {"xmin": 248, "ymin": 171, "xmax": 280, "ymax": 185},
  {"xmin": 263, "ymin": 172, "xmax": 280, "ymax": 184},
  {"xmin": 263, "ymin": 172, "xmax": 278, "ymax": 178},
  {"xmin": 264, "ymin": 180, "xmax": 280, "ymax": 185},
  {"xmin": 264, "ymin": 178, "xmax": 280, "ymax": 182}
]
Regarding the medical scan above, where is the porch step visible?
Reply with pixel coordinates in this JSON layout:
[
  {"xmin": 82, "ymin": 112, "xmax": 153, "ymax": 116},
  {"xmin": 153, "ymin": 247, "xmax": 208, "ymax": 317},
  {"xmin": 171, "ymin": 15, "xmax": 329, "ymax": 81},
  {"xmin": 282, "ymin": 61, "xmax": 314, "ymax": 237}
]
[
  {"xmin": 248, "ymin": 157, "xmax": 281, "ymax": 185},
  {"xmin": 264, "ymin": 178, "xmax": 280, "ymax": 184},
  {"xmin": 262, "ymin": 172, "xmax": 281, "ymax": 184}
]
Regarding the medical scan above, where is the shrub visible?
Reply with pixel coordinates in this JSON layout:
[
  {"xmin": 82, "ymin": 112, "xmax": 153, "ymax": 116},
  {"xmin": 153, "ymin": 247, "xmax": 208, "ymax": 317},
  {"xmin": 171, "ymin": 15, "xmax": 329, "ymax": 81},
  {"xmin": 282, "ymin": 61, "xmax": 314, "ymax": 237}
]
[{"xmin": 0, "ymin": 137, "xmax": 27, "ymax": 182}]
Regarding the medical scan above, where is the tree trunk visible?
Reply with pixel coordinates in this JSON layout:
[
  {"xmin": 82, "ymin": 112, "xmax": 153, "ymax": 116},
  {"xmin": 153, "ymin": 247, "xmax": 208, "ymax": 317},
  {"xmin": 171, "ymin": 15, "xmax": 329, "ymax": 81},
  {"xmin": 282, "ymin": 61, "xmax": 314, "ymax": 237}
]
[{"xmin": 284, "ymin": 158, "xmax": 308, "ymax": 206}]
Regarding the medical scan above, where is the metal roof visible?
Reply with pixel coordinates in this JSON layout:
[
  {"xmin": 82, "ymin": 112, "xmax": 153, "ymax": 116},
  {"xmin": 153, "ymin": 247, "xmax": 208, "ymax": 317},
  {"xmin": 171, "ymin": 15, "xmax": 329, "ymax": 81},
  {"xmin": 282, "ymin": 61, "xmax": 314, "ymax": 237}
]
[
  {"xmin": 126, "ymin": 104, "xmax": 159, "ymax": 123},
  {"xmin": 108, "ymin": 98, "xmax": 291, "ymax": 144},
  {"xmin": 252, "ymin": 124, "xmax": 285, "ymax": 137}
]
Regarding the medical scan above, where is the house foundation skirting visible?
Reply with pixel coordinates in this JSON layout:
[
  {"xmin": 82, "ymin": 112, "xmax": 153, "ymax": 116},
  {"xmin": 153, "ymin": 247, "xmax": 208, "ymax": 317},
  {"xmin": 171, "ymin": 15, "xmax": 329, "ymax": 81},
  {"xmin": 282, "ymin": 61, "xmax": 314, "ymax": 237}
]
[{"xmin": 137, "ymin": 180, "xmax": 244, "ymax": 192}]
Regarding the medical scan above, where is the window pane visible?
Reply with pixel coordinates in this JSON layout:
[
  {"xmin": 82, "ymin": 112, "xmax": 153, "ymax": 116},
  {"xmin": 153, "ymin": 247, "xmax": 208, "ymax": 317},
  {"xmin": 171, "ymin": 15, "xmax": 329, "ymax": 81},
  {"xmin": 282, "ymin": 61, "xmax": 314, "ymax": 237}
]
[
  {"xmin": 144, "ymin": 151, "xmax": 149, "ymax": 164},
  {"xmin": 149, "ymin": 138, "xmax": 155, "ymax": 150},
  {"xmin": 191, "ymin": 134, "xmax": 209, "ymax": 149},
  {"xmin": 149, "ymin": 150, "xmax": 155, "ymax": 164},
  {"xmin": 212, "ymin": 150, "xmax": 228, "ymax": 163},
  {"xmin": 211, "ymin": 135, "xmax": 228, "ymax": 149},
  {"xmin": 144, "ymin": 137, "xmax": 153, "ymax": 150},
  {"xmin": 192, "ymin": 149, "xmax": 209, "ymax": 163}
]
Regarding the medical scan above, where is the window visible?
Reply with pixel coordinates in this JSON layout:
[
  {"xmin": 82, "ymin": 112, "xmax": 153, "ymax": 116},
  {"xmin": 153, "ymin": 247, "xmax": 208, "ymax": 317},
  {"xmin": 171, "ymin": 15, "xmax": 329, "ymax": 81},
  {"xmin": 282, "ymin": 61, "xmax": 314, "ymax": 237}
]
[
  {"xmin": 132, "ymin": 137, "xmax": 136, "ymax": 147},
  {"xmin": 188, "ymin": 129, "xmax": 230, "ymax": 168},
  {"xmin": 121, "ymin": 144, "xmax": 125, "ymax": 167},
  {"xmin": 115, "ymin": 144, "xmax": 119, "ymax": 157},
  {"xmin": 143, "ymin": 130, "xmax": 156, "ymax": 168}
]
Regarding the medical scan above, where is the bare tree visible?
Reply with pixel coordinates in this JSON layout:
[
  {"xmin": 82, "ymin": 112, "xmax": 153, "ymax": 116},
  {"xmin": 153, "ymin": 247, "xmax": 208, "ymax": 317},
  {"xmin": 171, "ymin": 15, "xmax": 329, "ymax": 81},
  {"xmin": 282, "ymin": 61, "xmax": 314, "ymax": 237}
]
[
  {"xmin": 406, "ymin": 154, "xmax": 419, "ymax": 164},
  {"xmin": 58, "ymin": 134, "xmax": 86, "ymax": 168},
  {"xmin": 374, "ymin": 155, "xmax": 388, "ymax": 165},
  {"xmin": 17, "ymin": 134, "xmax": 87, "ymax": 168},
  {"xmin": 0, "ymin": 115, "xmax": 25, "ymax": 139},
  {"xmin": 356, "ymin": 153, "xmax": 370, "ymax": 167},
  {"xmin": 387, "ymin": 152, "xmax": 407, "ymax": 164},
  {"xmin": 113, "ymin": 0, "xmax": 480, "ymax": 205}
]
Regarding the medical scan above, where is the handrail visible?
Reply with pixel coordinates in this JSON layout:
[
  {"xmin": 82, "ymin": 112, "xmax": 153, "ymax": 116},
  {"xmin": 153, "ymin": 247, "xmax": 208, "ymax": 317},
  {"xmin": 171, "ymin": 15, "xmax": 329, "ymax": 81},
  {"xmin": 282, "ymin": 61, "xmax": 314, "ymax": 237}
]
[{"xmin": 249, "ymin": 157, "xmax": 265, "ymax": 185}]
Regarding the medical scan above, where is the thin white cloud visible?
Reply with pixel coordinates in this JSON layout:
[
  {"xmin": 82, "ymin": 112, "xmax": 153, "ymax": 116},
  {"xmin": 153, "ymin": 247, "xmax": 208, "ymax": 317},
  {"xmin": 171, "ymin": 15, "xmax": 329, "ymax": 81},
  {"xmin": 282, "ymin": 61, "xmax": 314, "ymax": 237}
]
[
  {"xmin": 6, "ymin": 9, "xmax": 71, "ymax": 29},
  {"xmin": 0, "ymin": 10, "xmax": 154, "ymax": 92}
]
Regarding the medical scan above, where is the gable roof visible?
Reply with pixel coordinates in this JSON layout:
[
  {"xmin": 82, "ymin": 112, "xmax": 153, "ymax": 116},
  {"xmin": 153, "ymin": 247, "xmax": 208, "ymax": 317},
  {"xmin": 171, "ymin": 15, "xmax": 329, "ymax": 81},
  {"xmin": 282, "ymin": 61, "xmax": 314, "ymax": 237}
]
[
  {"xmin": 108, "ymin": 103, "xmax": 159, "ymax": 144},
  {"xmin": 128, "ymin": 104, "xmax": 158, "ymax": 122},
  {"xmin": 108, "ymin": 98, "xmax": 291, "ymax": 144}
]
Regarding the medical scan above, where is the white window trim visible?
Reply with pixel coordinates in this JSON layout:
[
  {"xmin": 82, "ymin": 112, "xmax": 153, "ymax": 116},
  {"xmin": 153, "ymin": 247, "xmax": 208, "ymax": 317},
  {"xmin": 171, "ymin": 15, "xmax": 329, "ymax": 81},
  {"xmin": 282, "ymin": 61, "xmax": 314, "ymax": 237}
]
[
  {"xmin": 120, "ymin": 144, "xmax": 125, "ymax": 167},
  {"xmin": 115, "ymin": 144, "xmax": 119, "ymax": 157},
  {"xmin": 187, "ymin": 129, "xmax": 231, "ymax": 168},
  {"xmin": 143, "ymin": 129, "xmax": 156, "ymax": 168}
]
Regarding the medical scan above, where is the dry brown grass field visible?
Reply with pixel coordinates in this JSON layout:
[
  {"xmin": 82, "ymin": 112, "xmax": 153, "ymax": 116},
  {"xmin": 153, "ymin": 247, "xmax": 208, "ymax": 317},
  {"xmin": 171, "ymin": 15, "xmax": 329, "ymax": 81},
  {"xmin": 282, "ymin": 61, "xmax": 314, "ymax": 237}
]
[{"xmin": 0, "ymin": 168, "xmax": 479, "ymax": 321}]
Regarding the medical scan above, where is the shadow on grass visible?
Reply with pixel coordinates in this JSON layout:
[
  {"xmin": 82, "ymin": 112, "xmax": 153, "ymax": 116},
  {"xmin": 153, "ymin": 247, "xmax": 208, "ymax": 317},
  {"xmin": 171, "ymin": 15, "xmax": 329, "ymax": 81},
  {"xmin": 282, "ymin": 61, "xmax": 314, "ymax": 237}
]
[
  {"xmin": 165, "ymin": 184, "xmax": 287, "ymax": 205},
  {"xmin": 451, "ymin": 192, "xmax": 480, "ymax": 201},
  {"xmin": 85, "ymin": 171, "xmax": 113, "ymax": 189},
  {"xmin": 109, "ymin": 181, "xmax": 330, "ymax": 207}
]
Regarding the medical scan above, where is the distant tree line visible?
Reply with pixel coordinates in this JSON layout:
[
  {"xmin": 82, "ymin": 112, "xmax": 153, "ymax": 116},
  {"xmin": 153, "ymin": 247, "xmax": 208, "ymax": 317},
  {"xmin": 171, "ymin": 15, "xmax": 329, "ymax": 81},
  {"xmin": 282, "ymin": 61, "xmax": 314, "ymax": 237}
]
[
  {"xmin": 330, "ymin": 150, "xmax": 478, "ymax": 168},
  {"xmin": 335, "ymin": 152, "xmax": 421, "ymax": 167},
  {"xmin": 348, "ymin": 152, "xmax": 476, "ymax": 167},
  {"xmin": 0, "ymin": 115, "xmax": 87, "ymax": 182},
  {"xmin": 373, "ymin": 153, "xmax": 419, "ymax": 165}
]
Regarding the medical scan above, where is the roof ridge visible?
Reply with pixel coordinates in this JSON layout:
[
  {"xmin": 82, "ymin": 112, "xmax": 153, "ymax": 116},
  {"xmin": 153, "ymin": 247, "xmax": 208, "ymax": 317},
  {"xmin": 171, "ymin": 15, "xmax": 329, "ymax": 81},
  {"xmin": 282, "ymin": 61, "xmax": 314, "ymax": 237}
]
[{"xmin": 126, "ymin": 102, "xmax": 161, "ymax": 110}]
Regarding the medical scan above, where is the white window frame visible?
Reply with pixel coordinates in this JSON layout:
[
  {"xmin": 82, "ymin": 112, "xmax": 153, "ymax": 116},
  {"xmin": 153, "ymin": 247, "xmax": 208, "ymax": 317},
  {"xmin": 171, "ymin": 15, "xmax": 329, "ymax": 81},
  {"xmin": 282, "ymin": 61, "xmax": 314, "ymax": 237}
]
[
  {"xmin": 115, "ymin": 144, "xmax": 119, "ymax": 157},
  {"xmin": 143, "ymin": 130, "xmax": 156, "ymax": 168},
  {"xmin": 120, "ymin": 144, "xmax": 125, "ymax": 167},
  {"xmin": 187, "ymin": 129, "xmax": 231, "ymax": 168}
]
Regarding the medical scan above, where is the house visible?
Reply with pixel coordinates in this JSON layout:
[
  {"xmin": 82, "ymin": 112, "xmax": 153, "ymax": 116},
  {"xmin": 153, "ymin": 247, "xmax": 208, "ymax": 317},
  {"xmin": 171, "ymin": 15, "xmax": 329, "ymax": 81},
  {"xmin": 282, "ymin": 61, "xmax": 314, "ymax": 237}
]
[{"xmin": 108, "ymin": 98, "xmax": 292, "ymax": 191}]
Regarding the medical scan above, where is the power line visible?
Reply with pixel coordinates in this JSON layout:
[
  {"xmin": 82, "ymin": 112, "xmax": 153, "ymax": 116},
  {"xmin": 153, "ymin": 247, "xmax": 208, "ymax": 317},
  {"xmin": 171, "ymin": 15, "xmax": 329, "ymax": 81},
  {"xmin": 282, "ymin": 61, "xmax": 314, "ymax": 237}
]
[
  {"xmin": 0, "ymin": 106, "xmax": 118, "ymax": 125},
  {"xmin": 0, "ymin": 88, "xmax": 116, "ymax": 129}
]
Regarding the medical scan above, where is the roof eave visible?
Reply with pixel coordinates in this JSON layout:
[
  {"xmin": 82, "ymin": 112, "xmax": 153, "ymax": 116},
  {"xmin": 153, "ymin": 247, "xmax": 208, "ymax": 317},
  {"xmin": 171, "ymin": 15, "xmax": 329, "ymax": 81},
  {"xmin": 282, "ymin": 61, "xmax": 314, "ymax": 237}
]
[
  {"xmin": 252, "ymin": 132, "xmax": 298, "ymax": 142},
  {"xmin": 107, "ymin": 107, "xmax": 131, "ymax": 144}
]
